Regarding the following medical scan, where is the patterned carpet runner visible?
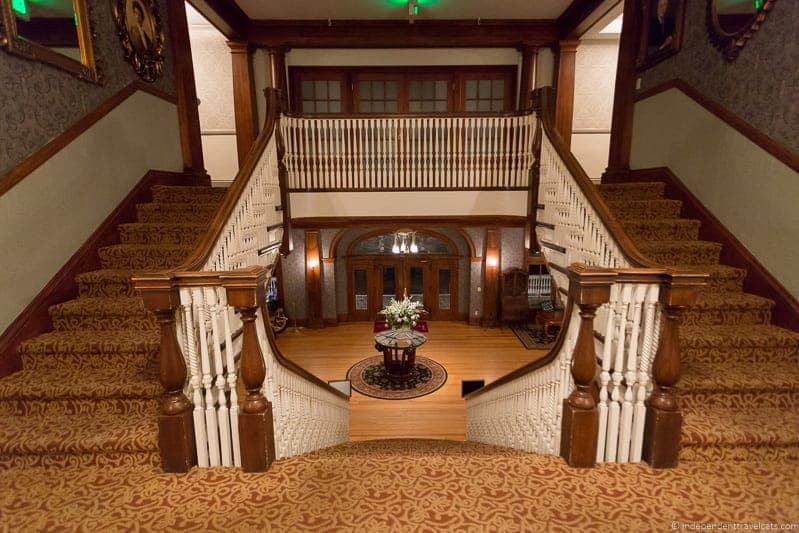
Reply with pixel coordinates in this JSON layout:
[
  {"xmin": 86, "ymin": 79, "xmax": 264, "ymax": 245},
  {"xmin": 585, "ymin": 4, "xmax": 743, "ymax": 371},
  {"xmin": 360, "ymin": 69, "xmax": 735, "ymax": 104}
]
[
  {"xmin": 0, "ymin": 184, "xmax": 226, "ymax": 468},
  {"xmin": 599, "ymin": 182, "xmax": 799, "ymax": 463}
]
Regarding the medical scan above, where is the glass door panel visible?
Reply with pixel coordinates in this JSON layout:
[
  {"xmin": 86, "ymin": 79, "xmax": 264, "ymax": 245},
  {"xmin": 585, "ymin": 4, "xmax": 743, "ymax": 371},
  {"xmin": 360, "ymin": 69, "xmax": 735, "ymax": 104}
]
[
  {"xmin": 407, "ymin": 265, "xmax": 424, "ymax": 306},
  {"xmin": 438, "ymin": 269, "xmax": 451, "ymax": 311},
  {"xmin": 381, "ymin": 265, "xmax": 397, "ymax": 308},
  {"xmin": 354, "ymin": 269, "xmax": 368, "ymax": 311}
]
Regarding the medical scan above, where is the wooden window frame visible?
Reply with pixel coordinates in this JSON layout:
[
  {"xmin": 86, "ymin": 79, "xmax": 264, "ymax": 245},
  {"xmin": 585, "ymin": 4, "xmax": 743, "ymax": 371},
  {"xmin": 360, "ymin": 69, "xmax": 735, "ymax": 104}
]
[{"xmin": 289, "ymin": 65, "xmax": 516, "ymax": 115}]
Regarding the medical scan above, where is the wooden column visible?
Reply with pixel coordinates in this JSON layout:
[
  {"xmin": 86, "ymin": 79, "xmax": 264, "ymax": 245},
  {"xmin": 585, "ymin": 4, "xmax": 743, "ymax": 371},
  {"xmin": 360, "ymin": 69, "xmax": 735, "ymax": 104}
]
[
  {"xmin": 603, "ymin": 0, "xmax": 643, "ymax": 183},
  {"xmin": 221, "ymin": 267, "xmax": 276, "ymax": 473},
  {"xmin": 134, "ymin": 274, "xmax": 196, "ymax": 473},
  {"xmin": 274, "ymin": 109, "xmax": 293, "ymax": 257},
  {"xmin": 165, "ymin": 0, "xmax": 208, "ymax": 183},
  {"xmin": 268, "ymin": 47, "xmax": 289, "ymax": 112},
  {"xmin": 554, "ymin": 39, "xmax": 579, "ymax": 149},
  {"xmin": 526, "ymin": 119, "xmax": 543, "ymax": 253},
  {"xmin": 560, "ymin": 264, "xmax": 615, "ymax": 468},
  {"xmin": 305, "ymin": 230, "xmax": 324, "ymax": 329},
  {"xmin": 228, "ymin": 41, "xmax": 258, "ymax": 166},
  {"xmin": 643, "ymin": 272, "xmax": 706, "ymax": 468},
  {"xmin": 518, "ymin": 45, "xmax": 537, "ymax": 111},
  {"xmin": 482, "ymin": 227, "xmax": 500, "ymax": 327}
]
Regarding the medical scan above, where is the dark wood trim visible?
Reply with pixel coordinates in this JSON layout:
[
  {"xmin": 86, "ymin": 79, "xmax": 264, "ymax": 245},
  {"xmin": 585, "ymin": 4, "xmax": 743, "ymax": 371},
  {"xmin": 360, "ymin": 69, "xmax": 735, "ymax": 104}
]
[
  {"xmin": 248, "ymin": 19, "xmax": 560, "ymax": 49},
  {"xmin": 288, "ymin": 186, "xmax": 528, "ymax": 193},
  {"xmin": 167, "ymin": 0, "xmax": 208, "ymax": 180},
  {"xmin": 541, "ymin": 240, "xmax": 567, "ymax": 254},
  {"xmin": 635, "ymin": 78, "xmax": 799, "ymax": 174},
  {"xmin": 0, "ymin": 82, "xmax": 177, "ymax": 199},
  {"xmin": 482, "ymin": 227, "xmax": 500, "ymax": 327},
  {"xmin": 554, "ymin": 39, "xmax": 579, "ymax": 149},
  {"xmin": 268, "ymin": 47, "xmax": 289, "ymax": 111},
  {"xmin": 536, "ymin": 221, "xmax": 556, "ymax": 230},
  {"xmin": 292, "ymin": 216, "xmax": 527, "ymax": 229},
  {"xmin": 602, "ymin": 0, "xmax": 641, "ymax": 181},
  {"xmin": 518, "ymin": 46, "xmax": 536, "ymax": 110},
  {"xmin": 0, "ymin": 170, "xmax": 191, "ymax": 378},
  {"xmin": 558, "ymin": 0, "xmax": 621, "ymax": 39},
  {"xmin": 305, "ymin": 230, "xmax": 324, "ymax": 329},
  {"xmin": 228, "ymin": 41, "xmax": 258, "ymax": 165},
  {"xmin": 629, "ymin": 167, "xmax": 799, "ymax": 333},
  {"xmin": 185, "ymin": 0, "xmax": 248, "ymax": 40}
]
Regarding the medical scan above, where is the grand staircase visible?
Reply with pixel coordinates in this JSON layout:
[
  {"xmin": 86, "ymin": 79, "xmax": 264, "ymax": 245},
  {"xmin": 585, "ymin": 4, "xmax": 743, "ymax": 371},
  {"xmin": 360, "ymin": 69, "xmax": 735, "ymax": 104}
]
[
  {"xmin": 599, "ymin": 181, "xmax": 799, "ymax": 462},
  {"xmin": 0, "ymin": 184, "xmax": 226, "ymax": 468}
]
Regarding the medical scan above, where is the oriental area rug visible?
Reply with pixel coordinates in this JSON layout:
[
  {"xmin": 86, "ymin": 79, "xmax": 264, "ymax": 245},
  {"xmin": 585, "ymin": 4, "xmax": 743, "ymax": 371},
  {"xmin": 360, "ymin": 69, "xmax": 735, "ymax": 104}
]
[
  {"xmin": 510, "ymin": 323, "xmax": 557, "ymax": 350},
  {"xmin": 347, "ymin": 355, "xmax": 447, "ymax": 400}
]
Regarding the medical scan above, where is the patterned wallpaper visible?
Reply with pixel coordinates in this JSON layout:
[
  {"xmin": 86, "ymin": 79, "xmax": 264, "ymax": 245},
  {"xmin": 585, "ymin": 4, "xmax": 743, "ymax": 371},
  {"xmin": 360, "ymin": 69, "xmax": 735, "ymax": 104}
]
[
  {"xmin": 0, "ymin": 0, "xmax": 177, "ymax": 175},
  {"xmin": 639, "ymin": 1, "xmax": 798, "ymax": 154},
  {"xmin": 187, "ymin": 10, "xmax": 234, "ymax": 132},
  {"xmin": 573, "ymin": 41, "xmax": 619, "ymax": 131}
]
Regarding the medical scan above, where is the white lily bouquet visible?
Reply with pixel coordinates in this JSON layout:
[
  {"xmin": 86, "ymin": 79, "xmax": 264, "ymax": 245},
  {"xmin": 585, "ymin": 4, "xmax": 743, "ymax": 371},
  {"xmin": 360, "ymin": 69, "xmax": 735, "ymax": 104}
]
[{"xmin": 383, "ymin": 296, "xmax": 420, "ymax": 330}]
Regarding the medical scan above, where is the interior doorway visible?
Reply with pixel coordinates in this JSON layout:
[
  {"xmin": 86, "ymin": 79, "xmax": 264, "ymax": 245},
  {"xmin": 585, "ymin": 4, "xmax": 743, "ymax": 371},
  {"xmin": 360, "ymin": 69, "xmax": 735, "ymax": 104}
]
[{"xmin": 346, "ymin": 230, "xmax": 459, "ymax": 321}]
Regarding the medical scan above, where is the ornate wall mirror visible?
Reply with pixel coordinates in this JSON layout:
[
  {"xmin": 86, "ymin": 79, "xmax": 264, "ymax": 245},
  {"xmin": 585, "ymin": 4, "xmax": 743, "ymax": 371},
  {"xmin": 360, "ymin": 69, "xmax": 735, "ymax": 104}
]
[
  {"xmin": 707, "ymin": 0, "xmax": 776, "ymax": 61},
  {"xmin": 0, "ymin": 0, "xmax": 99, "ymax": 81}
]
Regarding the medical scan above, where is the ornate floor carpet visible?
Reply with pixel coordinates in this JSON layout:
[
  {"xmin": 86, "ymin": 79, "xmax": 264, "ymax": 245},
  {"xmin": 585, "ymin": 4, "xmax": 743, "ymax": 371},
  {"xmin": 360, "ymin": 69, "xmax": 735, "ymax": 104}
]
[
  {"xmin": 510, "ymin": 323, "xmax": 557, "ymax": 350},
  {"xmin": 1, "ymin": 439, "xmax": 797, "ymax": 531},
  {"xmin": 0, "ymin": 184, "xmax": 225, "ymax": 468},
  {"xmin": 347, "ymin": 355, "xmax": 447, "ymax": 400},
  {"xmin": 600, "ymin": 182, "xmax": 799, "ymax": 462}
]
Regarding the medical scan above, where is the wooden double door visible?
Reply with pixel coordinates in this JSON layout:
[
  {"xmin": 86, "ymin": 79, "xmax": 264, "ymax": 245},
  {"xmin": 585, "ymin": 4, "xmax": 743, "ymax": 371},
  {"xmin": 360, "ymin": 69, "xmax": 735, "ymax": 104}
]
[{"xmin": 349, "ymin": 256, "xmax": 457, "ymax": 322}]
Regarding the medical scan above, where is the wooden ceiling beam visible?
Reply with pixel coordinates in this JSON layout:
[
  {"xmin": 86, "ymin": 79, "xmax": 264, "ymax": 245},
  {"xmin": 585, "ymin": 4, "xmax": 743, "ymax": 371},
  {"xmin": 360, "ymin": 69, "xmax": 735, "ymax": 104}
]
[
  {"xmin": 247, "ymin": 19, "xmax": 560, "ymax": 49},
  {"xmin": 186, "ymin": 0, "xmax": 249, "ymax": 40},
  {"xmin": 557, "ymin": 0, "xmax": 621, "ymax": 39}
]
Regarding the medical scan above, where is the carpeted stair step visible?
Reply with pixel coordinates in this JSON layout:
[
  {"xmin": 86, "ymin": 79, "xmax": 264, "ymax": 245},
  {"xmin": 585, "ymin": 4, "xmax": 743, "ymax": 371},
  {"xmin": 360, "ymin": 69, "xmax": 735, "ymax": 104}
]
[
  {"xmin": 635, "ymin": 240, "xmax": 723, "ymax": 266},
  {"xmin": 682, "ymin": 291, "xmax": 773, "ymax": 326},
  {"xmin": 680, "ymin": 360, "xmax": 799, "ymax": 409},
  {"xmin": 621, "ymin": 218, "xmax": 701, "ymax": 242},
  {"xmin": 0, "ymin": 409, "xmax": 159, "ymax": 468},
  {"xmin": 604, "ymin": 198, "xmax": 683, "ymax": 220},
  {"xmin": 19, "ymin": 329, "xmax": 159, "ymax": 371},
  {"xmin": 681, "ymin": 407, "xmax": 799, "ymax": 462},
  {"xmin": 150, "ymin": 184, "xmax": 227, "ymax": 204},
  {"xmin": 598, "ymin": 182, "xmax": 665, "ymax": 201},
  {"xmin": 98, "ymin": 244, "xmax": 194, "ymax": 270},
  {"xmin": 136, "ymin": 202, "xmax": 218, "ymax": 223},
  {"xmin": 680, "ymin": 324, "xmax": 799, "ymax": 364},
  {"xmin": 50, "ymin": 297, "xmax": 157, "ymax": 331},
  {"xmin": 695, "ymin": 264, "xmax": 747, "ymax": 292},
  {"xmin": 118, "ymin": 222, "xmax": 206, "ymax": 245},
  {"xmin": 76, "ymin": 269, "xmax": 139, "ymax": 298}
]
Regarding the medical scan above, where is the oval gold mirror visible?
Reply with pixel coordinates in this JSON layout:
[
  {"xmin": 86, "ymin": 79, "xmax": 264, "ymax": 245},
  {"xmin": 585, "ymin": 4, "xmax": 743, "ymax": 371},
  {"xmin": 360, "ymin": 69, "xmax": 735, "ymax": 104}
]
[
  {"xmin": 0, "ymin": 0, "xmax": 100, "ymax": 82},
  {"xmin": 707, "ymin": 0, "xmax": 777, "ymax": 61}
]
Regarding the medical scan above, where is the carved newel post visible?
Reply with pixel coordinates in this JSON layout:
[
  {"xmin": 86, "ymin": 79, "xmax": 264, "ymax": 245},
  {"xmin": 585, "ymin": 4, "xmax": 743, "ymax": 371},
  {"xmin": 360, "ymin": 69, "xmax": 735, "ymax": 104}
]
[
  {"xmin": 560, "ymin": 265, "xmax": 615, "ymax": 467},
  {"xmin": 133, "ymin": 274, "xmax": 196, "ymax": 473},
  {"xmin": 643, "ymin": 272, "xmax": 706, "ymax": 468},
  {"xmin": 221, "ymin": 267, "xmax": 276, "ymax": 472}
]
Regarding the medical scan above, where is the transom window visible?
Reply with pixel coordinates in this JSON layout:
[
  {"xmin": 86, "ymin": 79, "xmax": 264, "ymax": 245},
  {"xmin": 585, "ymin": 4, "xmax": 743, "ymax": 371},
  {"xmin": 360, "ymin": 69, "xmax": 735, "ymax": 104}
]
[{"xmin": 290, "ymin": 66, "xmax": 515, "ymax": 114}]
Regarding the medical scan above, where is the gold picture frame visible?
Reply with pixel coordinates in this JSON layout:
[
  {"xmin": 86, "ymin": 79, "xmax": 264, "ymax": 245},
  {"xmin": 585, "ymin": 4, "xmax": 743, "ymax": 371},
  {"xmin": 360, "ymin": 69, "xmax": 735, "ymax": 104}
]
[
  {"xmin": 0, "ymin": 0, "xmax": 100, "ymax": 82},
  {"xmin": 112, "ymin": 0, "xmax": 165, "ymax": 82}
]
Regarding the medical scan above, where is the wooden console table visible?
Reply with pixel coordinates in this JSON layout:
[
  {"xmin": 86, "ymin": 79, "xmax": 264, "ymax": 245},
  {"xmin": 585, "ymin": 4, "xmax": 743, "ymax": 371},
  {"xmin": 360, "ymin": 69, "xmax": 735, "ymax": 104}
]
[{"xmin": 374, "ymin": 329, "xmax": 427, "ymax": 380}]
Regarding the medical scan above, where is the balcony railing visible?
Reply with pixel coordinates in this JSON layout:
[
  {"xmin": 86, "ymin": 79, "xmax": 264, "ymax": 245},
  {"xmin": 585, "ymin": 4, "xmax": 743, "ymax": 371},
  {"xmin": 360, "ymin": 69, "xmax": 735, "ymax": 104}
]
[{"xmin": 281, "ymin": 113, "xmax": 537, "ymax": 191}]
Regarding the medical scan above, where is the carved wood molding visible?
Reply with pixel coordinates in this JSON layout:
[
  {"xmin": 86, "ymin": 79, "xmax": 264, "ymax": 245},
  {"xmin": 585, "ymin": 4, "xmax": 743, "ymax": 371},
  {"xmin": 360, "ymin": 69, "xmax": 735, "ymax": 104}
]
[
  {"xmin": 635, "ymin": 78, "xmax": 798, "ymax": 174},
  {"xmin": 291, "ymin": 215, "xmax": 527, "ymax": 229},
  {"xmin": 0, "ymin": 81, "xmax": 177, "ymax": 198},
  {"xmin": 247, "ymin": 19, "xmax": 560, "ymax": 49}
]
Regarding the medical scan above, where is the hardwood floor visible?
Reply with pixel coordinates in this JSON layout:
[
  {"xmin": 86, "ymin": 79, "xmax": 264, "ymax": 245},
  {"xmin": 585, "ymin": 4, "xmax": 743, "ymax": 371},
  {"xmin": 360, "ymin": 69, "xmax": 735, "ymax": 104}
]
[{"xmin": 275, "ymin": 321, "xmax": 547, "ymax": 441}]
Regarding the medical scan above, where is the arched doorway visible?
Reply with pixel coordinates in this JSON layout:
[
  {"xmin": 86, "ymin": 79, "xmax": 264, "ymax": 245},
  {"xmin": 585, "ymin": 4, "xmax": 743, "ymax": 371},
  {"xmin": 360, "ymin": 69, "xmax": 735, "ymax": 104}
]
[{"xmin": 346, "ymin": 230, "xmax": 459, "ymax": 322}]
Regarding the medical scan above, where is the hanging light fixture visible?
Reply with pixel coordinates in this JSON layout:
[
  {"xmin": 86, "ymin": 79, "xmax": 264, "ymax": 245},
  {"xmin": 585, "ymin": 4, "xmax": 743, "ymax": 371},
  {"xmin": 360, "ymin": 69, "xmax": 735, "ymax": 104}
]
[{"xmin": 392, "ymin": 229, "xmax": 417, "ymax": 254}]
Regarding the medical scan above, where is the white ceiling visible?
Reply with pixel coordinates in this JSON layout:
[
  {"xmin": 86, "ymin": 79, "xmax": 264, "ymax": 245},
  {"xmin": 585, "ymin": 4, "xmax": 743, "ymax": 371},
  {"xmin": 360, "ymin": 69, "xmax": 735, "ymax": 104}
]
[{"xmin": 232, "ymin": 0, "xmax": 575, "ymax": 21}]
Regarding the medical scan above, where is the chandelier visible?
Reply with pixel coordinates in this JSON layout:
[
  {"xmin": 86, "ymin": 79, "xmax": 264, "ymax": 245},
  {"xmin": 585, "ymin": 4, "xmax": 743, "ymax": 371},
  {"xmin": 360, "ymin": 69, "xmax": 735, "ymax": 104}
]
[{"xmin": 392, "ymin": 230, "xmax": 418, "ymax": 254}]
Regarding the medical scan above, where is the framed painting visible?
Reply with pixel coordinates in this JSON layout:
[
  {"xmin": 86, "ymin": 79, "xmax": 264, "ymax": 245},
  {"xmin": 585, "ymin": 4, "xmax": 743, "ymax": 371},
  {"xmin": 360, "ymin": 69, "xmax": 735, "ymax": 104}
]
[{"xmin": 637, "ymin": 0, "xmax": 686, "ymax": 71}]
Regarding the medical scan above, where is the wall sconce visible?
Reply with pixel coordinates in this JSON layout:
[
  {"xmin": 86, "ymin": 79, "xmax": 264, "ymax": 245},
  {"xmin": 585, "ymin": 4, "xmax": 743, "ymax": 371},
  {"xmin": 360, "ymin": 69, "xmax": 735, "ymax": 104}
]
[
  {"xmin": 486, "ymin": 255, "xmax": 498, "ymax": 268},
  {"xmin": 307, "ymin": 258, "xmax": 319, "ymax": 270}
]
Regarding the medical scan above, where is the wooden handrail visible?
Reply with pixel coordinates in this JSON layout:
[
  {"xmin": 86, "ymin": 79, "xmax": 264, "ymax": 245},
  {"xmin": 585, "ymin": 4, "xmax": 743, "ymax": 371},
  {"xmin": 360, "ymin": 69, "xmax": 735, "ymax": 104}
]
[
  {"xmin": 172, "ymin": 88, "xmax": 283, "ymax": 273},
  {"xmin": 167, "ymin": 266, "xmax": 349, "ymax": 401},
  {"xmin": 282, "ymin": 110, "xmax": 534, "ymax": 120}
]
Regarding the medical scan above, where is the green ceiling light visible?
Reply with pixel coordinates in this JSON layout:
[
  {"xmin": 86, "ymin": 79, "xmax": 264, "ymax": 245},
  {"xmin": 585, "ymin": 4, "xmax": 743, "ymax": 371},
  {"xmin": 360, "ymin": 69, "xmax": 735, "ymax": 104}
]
[
  {"xmin": 754, "ymin": 0, "xmax": 763, "ymax": 8},
  {"xmin": 11, "ymin": 0, "xmax": 28, "ymax": 18}
]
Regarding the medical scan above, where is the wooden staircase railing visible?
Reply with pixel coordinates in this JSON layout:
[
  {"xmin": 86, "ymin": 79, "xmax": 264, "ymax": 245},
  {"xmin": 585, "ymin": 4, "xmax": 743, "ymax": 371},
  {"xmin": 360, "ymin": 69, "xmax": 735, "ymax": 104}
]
[
  {"xmin": 134, "ymin": 89, "xmax": 349, "ymax": 473},
  {"xmin": 465, "ymin": 88, "xmax": 706, "ymax": 468}
]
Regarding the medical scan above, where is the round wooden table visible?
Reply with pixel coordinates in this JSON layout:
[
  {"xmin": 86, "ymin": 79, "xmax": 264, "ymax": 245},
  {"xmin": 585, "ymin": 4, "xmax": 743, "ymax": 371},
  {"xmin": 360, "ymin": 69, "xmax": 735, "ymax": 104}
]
[{"xmin": 374, "ymin": 328, "xmax": 427, "ymax": 380}]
